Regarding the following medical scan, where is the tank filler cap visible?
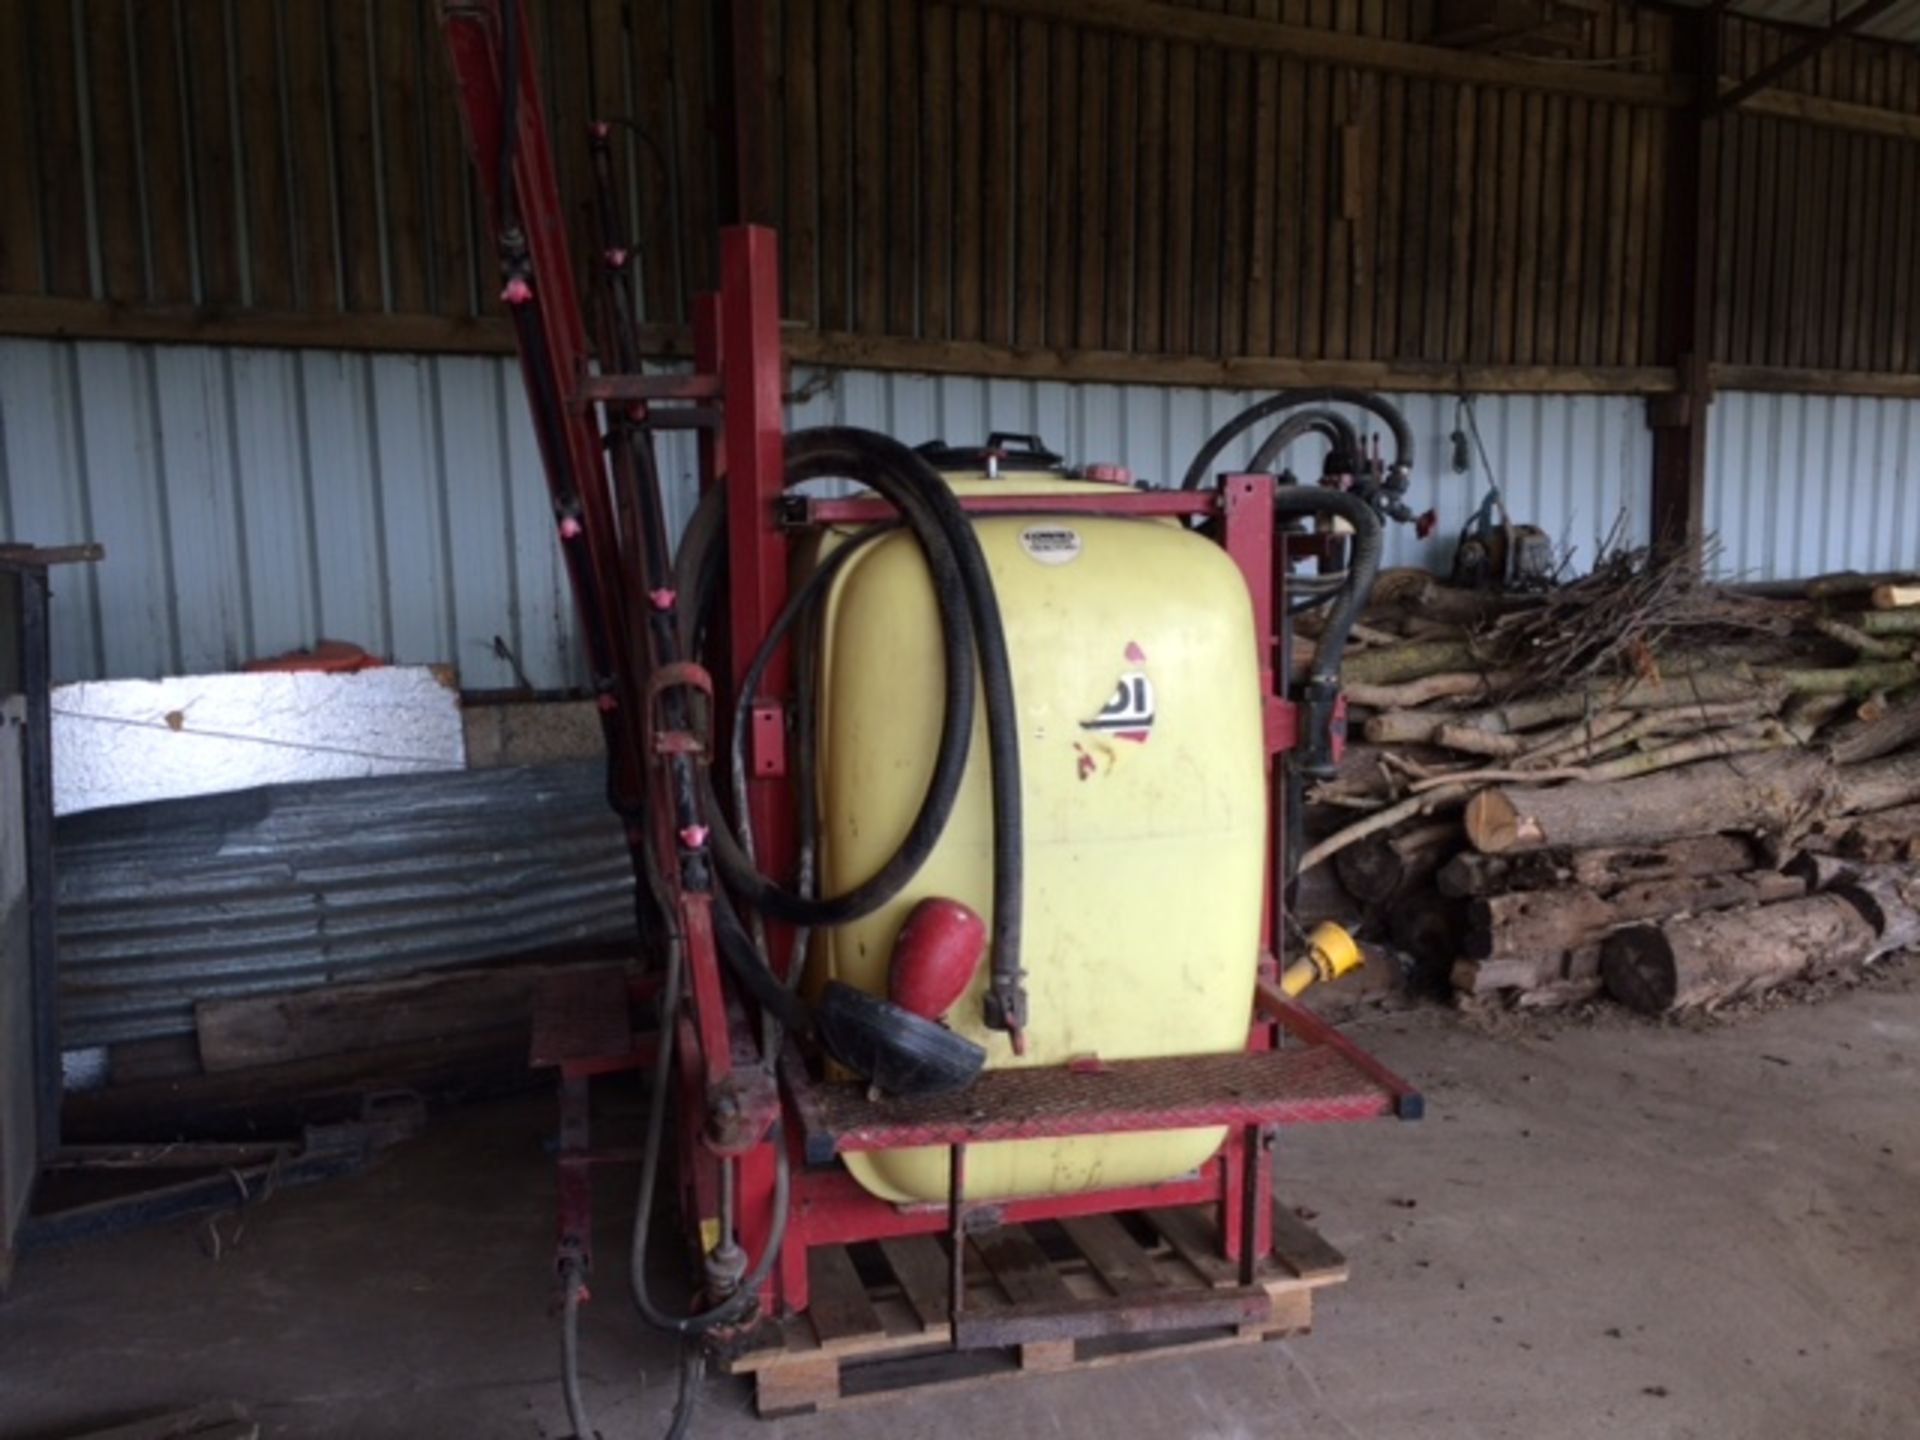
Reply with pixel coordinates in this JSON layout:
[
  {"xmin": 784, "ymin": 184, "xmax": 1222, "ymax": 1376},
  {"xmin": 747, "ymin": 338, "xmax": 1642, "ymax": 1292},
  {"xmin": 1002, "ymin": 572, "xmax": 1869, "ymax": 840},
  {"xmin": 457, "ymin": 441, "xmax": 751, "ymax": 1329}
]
[{"xmin": 1081, "ymin": 463, "xmax": 1133, "ymax": 484}]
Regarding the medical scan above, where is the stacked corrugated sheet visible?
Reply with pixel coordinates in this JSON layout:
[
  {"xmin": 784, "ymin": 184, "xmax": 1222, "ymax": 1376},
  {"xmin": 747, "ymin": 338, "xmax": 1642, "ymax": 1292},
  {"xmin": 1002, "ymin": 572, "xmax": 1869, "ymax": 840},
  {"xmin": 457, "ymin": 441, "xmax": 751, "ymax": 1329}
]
[{"xmin": 57, "ymin": 762, "xmax": 635, "ymax": 1053}]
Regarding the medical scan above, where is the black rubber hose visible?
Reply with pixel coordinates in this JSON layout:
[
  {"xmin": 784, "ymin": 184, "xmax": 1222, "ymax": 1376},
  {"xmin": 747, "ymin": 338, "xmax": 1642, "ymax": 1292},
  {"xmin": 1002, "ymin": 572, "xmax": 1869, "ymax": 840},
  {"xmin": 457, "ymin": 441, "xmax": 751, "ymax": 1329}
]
[
  {"xmin": 1181, "ymin": 388, "xmax": 1413, "ymax": 491},
  {"xmin": 1272, "ymin": 485, "xmax": 1384, "ymax": 690},
  {"xmin": 1248, "ymin": 409, "xmax": 1361, "ymax": 474}
]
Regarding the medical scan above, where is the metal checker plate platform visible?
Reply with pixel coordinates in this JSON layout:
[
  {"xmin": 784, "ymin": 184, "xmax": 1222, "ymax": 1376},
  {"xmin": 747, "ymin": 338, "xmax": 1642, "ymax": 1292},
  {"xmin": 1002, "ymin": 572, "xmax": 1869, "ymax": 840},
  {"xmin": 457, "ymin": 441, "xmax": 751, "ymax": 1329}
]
[{"xmin": 786, "ymin": 1043, "xmax": 1403, "ymax": 1162}]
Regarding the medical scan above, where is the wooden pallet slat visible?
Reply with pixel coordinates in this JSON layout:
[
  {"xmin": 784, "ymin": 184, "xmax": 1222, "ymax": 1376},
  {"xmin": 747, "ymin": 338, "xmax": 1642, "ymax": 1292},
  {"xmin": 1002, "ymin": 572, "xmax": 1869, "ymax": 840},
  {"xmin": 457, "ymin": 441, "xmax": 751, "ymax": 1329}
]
[
  {"xmin": 1058, "ymin": 1213, "xmax": 1163, "ymax": 1295},
  {"xmin": 974, "ymin": 1227, "xmax": 1076, "ymax": 1307},
  {"xmin": 1268, "ymin": 1204, "xmax": 1349, "ymax": 1281},
  {"xmin": 1146, "ymin": 1204, "xmax": 1239, "ymax": 1287},
  {"xmin": 877, "ymin": 1235, "xmax": 953, "ymax": 1331},
  {"xmin": 807, "ymin": 1244, "xmax": 887, "ymax": 1347}
]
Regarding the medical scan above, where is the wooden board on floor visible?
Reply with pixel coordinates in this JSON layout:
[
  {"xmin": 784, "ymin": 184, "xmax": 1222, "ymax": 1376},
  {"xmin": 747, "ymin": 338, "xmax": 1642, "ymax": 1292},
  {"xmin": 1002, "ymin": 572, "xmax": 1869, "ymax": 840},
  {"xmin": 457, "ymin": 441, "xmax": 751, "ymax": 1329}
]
[
  {"xmin": 719, "ymin": 1201, "xmax": 1345, "ymax": 1416},
  {"xmin": 195, "ymin": 961, "xmax": 626, "ymax": 1074}
]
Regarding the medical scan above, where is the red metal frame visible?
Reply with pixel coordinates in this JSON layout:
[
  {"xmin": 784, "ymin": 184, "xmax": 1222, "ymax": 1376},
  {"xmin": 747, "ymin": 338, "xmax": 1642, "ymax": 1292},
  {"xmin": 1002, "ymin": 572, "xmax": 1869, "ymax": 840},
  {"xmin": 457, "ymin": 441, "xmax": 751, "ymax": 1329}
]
[{"xmin": 444, "ymin": 0, "xmax": 1416, "ymax": 1341}]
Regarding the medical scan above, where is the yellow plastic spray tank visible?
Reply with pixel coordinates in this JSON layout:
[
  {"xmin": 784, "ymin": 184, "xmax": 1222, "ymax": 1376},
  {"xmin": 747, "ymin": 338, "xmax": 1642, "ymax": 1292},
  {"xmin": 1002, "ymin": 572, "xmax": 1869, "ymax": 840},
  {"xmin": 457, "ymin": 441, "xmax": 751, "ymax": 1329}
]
[{"xmin": 810, "ymin": 473, "xmax": 1268, "ymax": 1204}]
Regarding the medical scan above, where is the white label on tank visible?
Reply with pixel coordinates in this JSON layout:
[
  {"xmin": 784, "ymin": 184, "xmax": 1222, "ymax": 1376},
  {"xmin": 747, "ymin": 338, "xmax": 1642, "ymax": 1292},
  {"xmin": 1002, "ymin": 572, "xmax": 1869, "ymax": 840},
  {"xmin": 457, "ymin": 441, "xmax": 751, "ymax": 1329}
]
[{"xmin": 1019, "ymin": 526, "xmax": 1082, "ymax": 564}]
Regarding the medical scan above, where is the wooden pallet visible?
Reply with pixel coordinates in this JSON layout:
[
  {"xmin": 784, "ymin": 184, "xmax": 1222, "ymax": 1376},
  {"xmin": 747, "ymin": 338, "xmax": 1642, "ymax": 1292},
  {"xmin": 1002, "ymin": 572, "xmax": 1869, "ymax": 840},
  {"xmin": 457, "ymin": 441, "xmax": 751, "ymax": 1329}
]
[{"xmin": 716, "ymin": 1202, "xmax": 1347, "ymax": 1416}]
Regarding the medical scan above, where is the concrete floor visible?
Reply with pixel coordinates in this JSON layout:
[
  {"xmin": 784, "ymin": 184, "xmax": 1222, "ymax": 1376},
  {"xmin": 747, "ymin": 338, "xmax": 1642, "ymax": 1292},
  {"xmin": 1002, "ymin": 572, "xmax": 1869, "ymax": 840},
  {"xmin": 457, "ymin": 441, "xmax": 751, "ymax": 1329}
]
[{"xmin": 4, "ymin": 975, "xmax": 1918, "ymax": 1440}]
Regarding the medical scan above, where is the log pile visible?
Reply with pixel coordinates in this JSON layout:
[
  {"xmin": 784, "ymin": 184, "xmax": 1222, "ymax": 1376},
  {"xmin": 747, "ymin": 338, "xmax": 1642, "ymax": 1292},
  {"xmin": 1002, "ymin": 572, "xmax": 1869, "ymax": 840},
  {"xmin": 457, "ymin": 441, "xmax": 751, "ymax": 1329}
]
[{"xmin": 1307, "ymin": 557, "xmax": 1920, "ymax": 1016}]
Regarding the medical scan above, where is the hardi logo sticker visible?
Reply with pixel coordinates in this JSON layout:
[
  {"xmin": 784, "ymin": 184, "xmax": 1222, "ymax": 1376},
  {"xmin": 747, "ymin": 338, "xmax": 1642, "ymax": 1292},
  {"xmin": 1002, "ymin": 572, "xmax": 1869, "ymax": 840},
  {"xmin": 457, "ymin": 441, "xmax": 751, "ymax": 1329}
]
[
  {"xmin": 1019, "ymin": 526, "xmax": 1082, "ymax": 564},
  {"xmin": 1081, "ymin": 672, "xmax": 1155, "ymax": 743},
  {"xmin": 1076, "ymin": 641, "xmax": 1156, "ymax": 777}
]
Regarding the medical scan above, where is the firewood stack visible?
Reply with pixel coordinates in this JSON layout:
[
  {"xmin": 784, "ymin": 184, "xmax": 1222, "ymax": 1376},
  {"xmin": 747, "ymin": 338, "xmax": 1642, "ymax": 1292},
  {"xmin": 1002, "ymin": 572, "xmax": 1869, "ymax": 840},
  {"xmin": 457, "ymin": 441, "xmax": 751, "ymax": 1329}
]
[{"xmin": 1305, "ymin": 556, "xmax": 1920, "ymax": 1016}]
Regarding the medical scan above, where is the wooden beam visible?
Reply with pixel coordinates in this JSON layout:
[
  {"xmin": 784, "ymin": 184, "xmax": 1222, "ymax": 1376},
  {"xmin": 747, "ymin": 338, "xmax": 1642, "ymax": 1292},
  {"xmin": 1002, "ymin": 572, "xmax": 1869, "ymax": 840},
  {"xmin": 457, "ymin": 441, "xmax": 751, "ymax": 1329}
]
[
  {"xmin": 1713, "ymin": 0, "xmax": 1903, "ymax": 113},
  {"xmin": 777, "ymin": 331, "xmax": 1678, "ymax": 394},
  {"xmin": 0, "ymin": 296, "xmax": 517, "ymax": 354},
  {"xmin": 963, "ymin": 0, "xmax": 1691, "ymax": 106},
  {"xmin": 1709, "ymin": 364, "xmax": 1920, "ymax": 401},
  {"xmin": 34, "ymin": 296, "xmax": 1917, "ymax": 403},
  {"xmin": 1737, "ymin": 85, "xmax": 1920, "ymax": 143},
  {"xmin": 1649, "ymin": 10, "xmax": 1719, "ymax": 554},
  {"xmin": 0, "ymin": 294, "xmax": 1680, "ymax": 394}
]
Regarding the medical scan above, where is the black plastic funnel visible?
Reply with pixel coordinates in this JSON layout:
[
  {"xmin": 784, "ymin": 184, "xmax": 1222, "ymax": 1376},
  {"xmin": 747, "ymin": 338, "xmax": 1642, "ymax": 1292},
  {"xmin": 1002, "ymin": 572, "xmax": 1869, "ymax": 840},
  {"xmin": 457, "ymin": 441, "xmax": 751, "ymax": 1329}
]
[{"xmin": 813, "ymin": 981, "xmax": 986, "ymax": 1098}]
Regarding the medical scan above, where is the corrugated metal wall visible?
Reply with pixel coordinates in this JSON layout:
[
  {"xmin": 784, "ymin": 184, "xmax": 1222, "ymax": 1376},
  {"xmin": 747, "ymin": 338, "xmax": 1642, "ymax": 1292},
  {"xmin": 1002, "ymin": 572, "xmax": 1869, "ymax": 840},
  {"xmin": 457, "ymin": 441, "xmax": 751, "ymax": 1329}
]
[
  {"xmin": 0, "ymin": 337, "xmax": 1659, "ymax": 686},
  {"xmin": 1706, "ymin": 391, "xmax": 1920, "ymax": 582}
]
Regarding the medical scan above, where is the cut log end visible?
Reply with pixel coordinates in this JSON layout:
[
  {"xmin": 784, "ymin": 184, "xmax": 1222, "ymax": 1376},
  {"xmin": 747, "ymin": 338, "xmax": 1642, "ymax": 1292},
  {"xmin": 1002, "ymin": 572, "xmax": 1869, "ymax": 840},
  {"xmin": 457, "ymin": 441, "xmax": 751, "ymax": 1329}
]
[
  {"xmin": 1464, "ymin": 788, "xmax": 1526, "ymax": 854},
  {"xmin": 1600, "ymin": 926, "xmax": 1679, "ymax": 1014}
]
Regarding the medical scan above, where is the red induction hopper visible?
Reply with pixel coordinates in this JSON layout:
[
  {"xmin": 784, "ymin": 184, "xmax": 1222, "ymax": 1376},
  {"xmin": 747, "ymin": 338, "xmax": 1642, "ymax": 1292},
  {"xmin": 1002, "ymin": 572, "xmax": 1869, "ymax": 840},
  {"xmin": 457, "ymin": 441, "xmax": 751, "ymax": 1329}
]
[{"xmin": 887, "ymin": 898, "xmax": 988, "ymax": 1020}]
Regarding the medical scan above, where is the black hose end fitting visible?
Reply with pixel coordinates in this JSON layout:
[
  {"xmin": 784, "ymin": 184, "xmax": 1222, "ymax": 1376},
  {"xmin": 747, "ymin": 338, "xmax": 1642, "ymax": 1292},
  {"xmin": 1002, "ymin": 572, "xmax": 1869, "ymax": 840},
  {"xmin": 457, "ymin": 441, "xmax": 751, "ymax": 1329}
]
[
  {"xmin": 982, "ymin": 974, "xmax": 1029, "ymax": 1038},
  {"xmin": 1298, "ymin": 682, "xmax": 1344, "ymax": 780}
]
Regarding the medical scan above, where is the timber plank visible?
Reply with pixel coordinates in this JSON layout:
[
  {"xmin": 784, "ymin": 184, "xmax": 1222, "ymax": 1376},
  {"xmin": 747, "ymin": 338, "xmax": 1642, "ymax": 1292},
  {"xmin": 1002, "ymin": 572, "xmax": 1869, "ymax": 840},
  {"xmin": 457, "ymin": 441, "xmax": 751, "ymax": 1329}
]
[
  {"xmin": 1059, "ymin": 1214, "xmax": 1163, "ymax": 1294},
  {"xmin": 1599, "ymin": 9, "xmax": 1633, "ymax": 367},
  {"xmin": 1555, "ymin": 91, "xmax": 1587, "ymax": 366},
  {"xmin": 877, "ymin": 1236, "xmax": 952, "ymax": 1331},
  {"xmin": 670, "ymin": 0, "xmax": 715, "ymax": 295},
  {"xmin": 1268, "ymin": 1203, "xmax": 1348, "ymax": 1281},
  {"xmin": 1395, "ymin": 70, "xmax": 1431, "ymax": 359},
  {"xmin": 376, "ymin": 0, "xmax": 427, "ymax": 315},
  {"xmin": 83, "ymin": 0, "xmax": 141, "ymax": 302},
  {"xmin": 1274, "ymin": 0, "xmax": 1306, "ymax": 356},
  {"xmin": 195, "ymin": 962, "xmax": 619, "ymax": 1074},
  {"xmin": 424, "ymin": 1, "xmax": 475, "ymax": 318},
  {"xmin": 918, "ymin": 3, "xmax": 953, "ymax": 339},
  {"xmin": 1077, "ymin": 28, "xmax": 1111, "ymax": 351},
  {"xmin": 1889, "ymin": 62, "xmax": 1915, "ymax": 373},
  {"xmin": 808, "ymin": 1245, "xmax": 887, "ymax": 1346},
  {"xmin": 974, "ymin": 1227, "xmax": 1076, "ymax": 1307},
  {"xmin": 1621, "ymin": 80, "xmax": 1653, "ymax": 367},
  {"xmin": 328, "ymin": 0, "xmax": 383, "ymax": 310},
  {"xmin": 0, "ymin": 0, "xmax": 39, "ymax": 293},
  {"xmin": 1015, "ymin": 16, "xmax": 1050, "ymax": 346},
  {"xmin": 784, "ymin": 0, "xmax": 820, "ymax": 325},
  {"xmin": 852, "ymin": 0, "xmax": 886, "ymax": 333},
  {"xmin": 889, "ymin": 0, "xmax": 921, "ymax": 336},
  {"xmin": 1445, "ymin": 84, "xmax": 1474, "ymax": 362},
  {"xmin": 27, "ymin": 0, "xmax": 87, "ymax": 296},
  {"xmin": 1421, "ymin": 79, "xmax": 1453, "ymax": 360},
  {"xmin": 1190, "ymin": 1, "xmax": 1225, "ymax": 356},
  {"xmin": 1348, "ymin": 0, "xmax": 1383, "ymax": 362},
  {"xmin": 133, "ymin": 0, "xmax": 193, "ymax": 303},
  {"xmin": 632, "ymin": 0, "xmax": 681, "ymax": 322},
  {"xmin": 283, "ymin": 0, "xmax": 340, "ymax": 313},
  {"xmin": 1104, "ymin": 33, "xmax": 1140, "ymax": 351},
  {"xmin": 1217, "ymin": 3, "xmax": 1251, "ymax": 358},
  {"xmin": 1300, "ymin": 29, "xmax": 1330, "ymax": 357},
  {"xmin": 1491, "ymin": 85, "xmax": 1520, "ymax": 365},
  {"xmin": 1245, "ymin": 1, "xmax": 1280, "ymax": 356},
  {"xmin": 543, "ymin": 0, "xmax": 593, "ymax": 284},
  {"xmin": 1324, "ymin": 64, "xmax": 1353, "ymax": 360},
  {"xmin": 1512, "ymin": 89, "xmax": 1542, "ymax": 366},
  {"xmin": 1372, "ymin": 2, "xmax": 1406, "ymax": 361},
  {"xmin": 983, "ymin": 9, "xmax": 1015, "ymax": 343},
  {"xmin": 1162, "ymin": 36, "xmax": 1194, "ymax": 351},
  {"xmin": 952, "ymin": 4, "xmax": 985, "ymax": 340},
  {"xmin": 1532, "ymin": 91, "xmax": 1562, "ymax": 364},
  {"xmin": 1135, "ymin": 36, "xmax": 1170, "ymax": 353},
  {"xmin": 1147, "ymin": 1205, "xmax": 1238, "ymax": 1288}
]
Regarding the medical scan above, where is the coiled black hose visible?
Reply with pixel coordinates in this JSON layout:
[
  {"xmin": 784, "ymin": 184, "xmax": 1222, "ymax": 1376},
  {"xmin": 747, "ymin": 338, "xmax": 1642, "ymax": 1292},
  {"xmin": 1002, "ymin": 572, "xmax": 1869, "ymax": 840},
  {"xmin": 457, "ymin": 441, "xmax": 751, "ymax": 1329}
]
[
  {"xmin": 1181, "ymin": 387, "xmax": 1414, "ymax": 492},
  {"xmin": 677, "ymin": 435, "xmax": 976, "ymax": 927},
  {"xmin": 677, "ymin": 427, "xmax": 1029, "ymax": 1038}
]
